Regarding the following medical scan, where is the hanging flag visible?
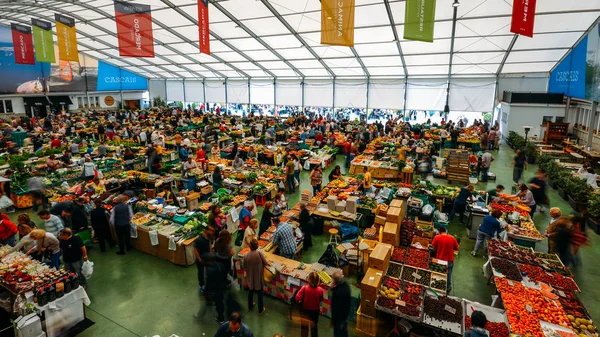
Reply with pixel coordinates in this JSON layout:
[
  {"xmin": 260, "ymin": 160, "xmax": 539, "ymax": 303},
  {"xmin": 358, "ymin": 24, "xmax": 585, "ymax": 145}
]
[
  {"xmin": 510, "ymin": 0, "xmax": 536, "ymax": 37},
  {"xmin": 198, "ymin": 0, "xmax": 210, "ymax": 54},
  {"xmin": 31, "ymin": 19, "xmax": 56, "ymax": 63},
  {"xmin": 10, "ymin": 23, "xmax": 35, "ymax": 65},
  {"xmin": 320, "ymin": 0, "xmax": 355, "ymax": 47},
  {"xmin": 404, "ymin": 0, "xmax": 436, "ymax": 42},
  {"xmin": 55, "ymin": 14, "xmax": 79, "ymax": 62},
  {"xmin": 114, "ymin": 1, "xmax": 155, "ymax": 57}
]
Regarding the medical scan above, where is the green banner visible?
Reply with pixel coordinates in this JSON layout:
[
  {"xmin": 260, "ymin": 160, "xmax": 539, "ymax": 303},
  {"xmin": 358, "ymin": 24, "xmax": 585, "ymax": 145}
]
[
  {"xmin": 404, "ymin": 0, "xmax": 436, "ymax": 43},
  {"xmin": 31, "ymin": 18, "xmax": 56, "ymax": 63}
]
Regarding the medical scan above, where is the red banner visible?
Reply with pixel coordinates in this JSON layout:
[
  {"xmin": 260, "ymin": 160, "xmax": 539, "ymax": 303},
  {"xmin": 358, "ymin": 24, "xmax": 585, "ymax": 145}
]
[
  {"xmin": 114, "ymin": 1, "xmax": 155, "ymax": 58},
  {"xmin": 510, "ymin": 0, "xmax": 536, "ymax": 37},
  {"xmin": 11, "ymin": 23, "xmax": 35, "ymax": 65},
  {"xmin": 198, "ymin": 0, "xmax": 210, "ymax": 55}
]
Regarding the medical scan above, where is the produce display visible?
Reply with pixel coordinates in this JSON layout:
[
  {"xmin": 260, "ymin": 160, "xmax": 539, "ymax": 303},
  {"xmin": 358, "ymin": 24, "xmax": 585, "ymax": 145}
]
[
  {"xmin": 487, "ymin": 240, "xmax": 539, "ymax": 265},
  {"xmin": 406, "ymin": 248, "xmax": 430, "ymax": 269},
  {"xmin": 386, "ymin": 262, "xmax": 403, "ymax": 279},
  {"xmin": 429, "ymin": 260, "xmax": 448, "ymax": 273},
  {"xmin": 401, "ymin": 266, "xmax": 431, "ymax": 286},
  {"xmin": 490, "ymin": 258, "xmax": 523, "ymax": 281},
  {"xmin": 423, "ymin": 294, "xmax": 463, "ymax": 324},
  {"xmin": 495, "ymin": 277, "xmax": 544, "ymax": 337},
  {"xmin": 380, "ymin": 277, "xmax": 401, "ymax": 300},
  {"xmin": 430, "ymin": 278, "xmax": 447, "ymax": 291},
  {"xmin": 518, "ymin": 264, "xmax": 579, "ymax": 292},
  {"xmin": 491, "ymin": 202, "xmax": 530, "ymax": 217},
  {"xmin": 391, "ymin": 247, "xmax": 407, "ymax": 263},
  {"xmin": 464, "ymin": 316, "xmax": 510, "ymax": 337},
  {"xmin": 400, "ymin": 218, "xmax": 416, "ymax": 247}
]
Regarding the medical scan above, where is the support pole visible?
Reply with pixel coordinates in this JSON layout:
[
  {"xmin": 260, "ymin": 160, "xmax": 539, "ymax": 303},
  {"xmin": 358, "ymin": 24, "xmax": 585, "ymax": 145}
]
[
  {"xmin": 366, "ymin": 78, "xmax": 370, "ymax": 119},
  {"xmin": 403, "ymin": 77, "xmax": 408, "ymax": 120},
  {"xmin": 224, "ymin": 79, "xmax": 228, "ymax": 114},
  {"xmin": 586, "ymin": 101, "xmax": 598, "ymax": 147},
  {"xmin": 301, "ymin": 80, "xmax": 305, "ymax": 114},
  {"xmin": 203, "ymin": 79, "xmax": 207, "ymax": 111}
]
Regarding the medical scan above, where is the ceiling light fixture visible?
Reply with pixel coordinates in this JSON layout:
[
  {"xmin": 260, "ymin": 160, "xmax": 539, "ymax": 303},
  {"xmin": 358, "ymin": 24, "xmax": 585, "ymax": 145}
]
[{"xmin": 452, "ymin": 0, "xmax": 460, "ymax": 7}]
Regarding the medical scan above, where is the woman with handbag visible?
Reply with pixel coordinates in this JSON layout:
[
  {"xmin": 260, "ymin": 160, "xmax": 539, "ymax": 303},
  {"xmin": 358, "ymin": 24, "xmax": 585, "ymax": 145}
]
[
  {"xmin": 243, "ymin": 239, "xmax": 269, "ymax": 314},
  {"xmin": 310, "ymin": 166, "xmax": 323, "ymax": 195},
  {"xmin": 26, "ymin": 229, "xmax": 61, "ymax": 269},
  {"xmin": 295, "ymin": 272, "xmax": 324, "ymax": 337}
]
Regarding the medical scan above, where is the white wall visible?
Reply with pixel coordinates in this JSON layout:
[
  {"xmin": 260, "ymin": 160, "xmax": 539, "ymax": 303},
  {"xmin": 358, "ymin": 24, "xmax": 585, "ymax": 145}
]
[
  {"xmin": 69, "ymin": 91, "xmax": 149, "ymax": 110},
  {"xmin": 0, "ymin": 96, "xmax": 26, "ymax": 114},
  {"xmin": 499, "ymin": 102, "xmax": 566, "ymax": 140}
]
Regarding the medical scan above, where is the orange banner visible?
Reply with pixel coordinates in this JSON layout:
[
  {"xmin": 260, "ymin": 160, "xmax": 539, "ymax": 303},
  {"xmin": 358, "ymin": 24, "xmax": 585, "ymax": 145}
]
[
  {"xmin": 321, "ymin": 0, "xmax": 355, "ymax": 47},
  {"xmin": 55, "ymin": 14, "xmax": 79, "ymax": 62}
]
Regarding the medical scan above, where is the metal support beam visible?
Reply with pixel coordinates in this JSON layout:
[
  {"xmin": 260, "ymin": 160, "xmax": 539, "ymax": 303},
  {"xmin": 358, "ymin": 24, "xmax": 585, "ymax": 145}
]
[
  {"xmin": 366, "ymin": 79, "xmax": 370, "ymax": 113},
  {"xmin": 403, "ymin": 79, "xmax": 408, "ymax": 118},
  {"xmin": 203, "ymin": 79, "xmax": 207, "ymax": 111},
  {"xmin": 302, "ymin": 81, "xmax": 306, "ymax": 113},
  {"xmin": 165, "ymin": 79, "xmax": 168, "ymax": 101},
  {"xmin": 565, "ymin": 96, "xmax": 571, "ymax": 123},
  {"xmin": 273, "ymin": 79, "xmax": 277, "ymax": 109},
  {"xmin": 225, "ymin": 80, "xmax": 228, "ymax": 113},
  {"xmin": 210, "ymin": 0, "xmax": 304, "ymax": 78},
  {"xmin": 248, "ymin": 80, "xmax": 252, "ymax": 109},
  {"xmin": 586, "ymin": 101, "xmax": 598, "ymax": 147},
  {"xmin": 182, "ymin": 79, "xmax": 187, "ymax": 105},
  {"xmin": 350, "ymin": 47, "xmax": 370, "ymax": 78},
  {"xmin": 259, "ymin": 0, "xmax": 335, "ymax": 79},
  {"xmin": 445, "ymin": 3, "xmax": 459, "ymax": 112},
  {"xmin": 497, "ymin": 35, "xmax": 519, "ymax": 75},
  {"xmin": 383, "ymin": 0, "xmax": 408, "ymax": 76},
  {"xmin": 550, "ymin": 16, "xmax": 600, "ymax": 74},
  {"xmin": 333, "ymin": 78, "xmax": 336, "ymax": 110}
]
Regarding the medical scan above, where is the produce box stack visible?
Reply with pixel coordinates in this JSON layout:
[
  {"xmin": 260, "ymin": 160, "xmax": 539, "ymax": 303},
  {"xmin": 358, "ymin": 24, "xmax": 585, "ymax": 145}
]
[
  {"xmin": 390, "ymin": 199, "xmax": 407, "ymax": 217},
  {"xmin": 346, "ymin": 196, "xmax": 358, "ymax": 214},
  {"xmin": 360, "ymin": 267, "xmax": 384, "ymax": 318},
  {"xmin": 369, "ymin": 243, "xmax": 392, "ymax": 271},
  {"xmin": 374, "ymin": 204, "xmax": 388, "ymax": 229},
  {"xmin": 382, "ymin": 222, "xmax": 400, "ymax": 246},
  {"xmin": 400, "ymin": 218, "xmax": 416, "ymax": 247},
  {"xmin": 327, "ymin": 195, "xmax": 338, "ymax": 211},
  {"xmin": 301, "ymin": 190, "xmax": 312, "ymax": 204}
]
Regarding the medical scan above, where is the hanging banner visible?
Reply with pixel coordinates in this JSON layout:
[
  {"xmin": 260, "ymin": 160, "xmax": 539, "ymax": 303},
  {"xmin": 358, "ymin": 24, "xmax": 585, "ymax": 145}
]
[
  {"xmin": 114, "ymin": 1, "xmax": 155, "ymax": 57},
  {"xmin": 320, "ymin": 0, "xmax": 355, "ymax": 47},
  {"xmin": 31, "ymin": 19, "xmax": 56, "ymax": 63},
  {"xmin": 404, "ymin": 0, "xmax": 436, "ymax": 42},
  {"xmin": 10, "ymin": 23, "xmax": 35, "ymax": 65},
  {"xmin": 55, "ymin": 14, "xmax": 79, "ymax": 62},
  {"xmin": 198, "ymin": 0, "xmax": 210, "ymax": 54},
  {"xmin": 510, "ymin": 0, "xmax": 536, "ymax": 37}
]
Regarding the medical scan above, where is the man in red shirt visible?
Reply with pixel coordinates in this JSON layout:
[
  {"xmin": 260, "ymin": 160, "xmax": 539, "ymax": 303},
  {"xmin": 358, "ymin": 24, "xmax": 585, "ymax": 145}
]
[
  {"xmin": 50, "ymin": 136, "xmax": 62, "ymax": 149},
  {"xmin": 344, "ymin": 140, "xmax": 352, "ymax": 169},
  {"xmin": 315, "ymin": 132, "xmax": 324, "ymax": 147},
  {"xmin": 431, "ymin": 226, "xmax": 459, "ymax": 293}
]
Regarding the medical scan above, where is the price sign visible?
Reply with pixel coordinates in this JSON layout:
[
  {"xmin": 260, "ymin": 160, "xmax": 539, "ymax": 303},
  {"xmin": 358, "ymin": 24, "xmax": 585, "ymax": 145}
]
[
  {"xmin": 444, "ymin": 305, "xmax": 456, "ymax": 315},
  {"xmin": 526, "ymin": 304, "xmax": 533, "ymax": 313},
  {"xmin": 412, "ymin": 272, "xmax": 422, "ymax": 280},
  {"xmin": 558, "ymin": 290, "xmax": 566, "ymax": 297},
  {"xmin": 507, "ymin": 280, "xmax": 514, "ymax": 286},
  {"xmin": 432, "ymin": 258, "xmax": 448, "ymax": 265},
  {"xmin": 396, "ymin": 300, "xmax": 406, "ymax": 307}
]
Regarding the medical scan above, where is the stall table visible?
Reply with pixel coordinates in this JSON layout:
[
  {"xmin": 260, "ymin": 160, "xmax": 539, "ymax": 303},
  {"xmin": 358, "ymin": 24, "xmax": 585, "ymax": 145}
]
[{"xmin": 132, "ymin": 226, "xmax": 197, "ymax": 266}]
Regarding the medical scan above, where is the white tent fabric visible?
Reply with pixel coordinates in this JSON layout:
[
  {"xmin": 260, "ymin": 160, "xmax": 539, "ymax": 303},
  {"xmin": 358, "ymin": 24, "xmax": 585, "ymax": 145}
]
[
  {"xmin": 166, "ymin": 80, "xmax": 185, "ymax": 102},
  {"xmin": 368, "ymin": 80, "xmax": 405, "ymax": 110},
  {"xmin": 406, "ymin": 79, "xmax": 447, "ymax": 111},
  {"xmin": 335, "ymin": 81, "xmax": 368, "ymax": 109},
  {"xmin": 449, "ymin": 79, "xmax": 496, "ymax": 112},
  {"xmin": 184, "ymin": 80, "xmax": 205, "ymax": 102},
  {"xmin": 276, "ymin": 79, "xmax": 303, "ymax": 106},
  {"xmin": 149, "ymin": 80, "xmax": 167, "ymax": 102},
  {"xmin": 227, "ymin": 80, "xmax": 249, "ymax": 104},
  {"xmin": 250, "ymin": 80, "xmax": 275, "ymax": 105},
  {"xmin": 1, "ymin": 0, "xmax": 597, "ymax": 80},
  {"xmin": 205, "ymin": 80, "xmax": 226, "ymax": 103},
  {"xmin": 304, "ymin": 80, "xmax": 333, "ymax": 107}
]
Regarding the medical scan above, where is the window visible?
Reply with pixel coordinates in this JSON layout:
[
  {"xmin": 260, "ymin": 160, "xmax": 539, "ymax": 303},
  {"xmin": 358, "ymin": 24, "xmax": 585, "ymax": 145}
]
[
  {"xmin": 77, "ymin": 97, "xmax": 83, "ymax": 108},
  {"xmin": 83, "ymin": 97, "xmax": 88, "ymax": 107},
  {"xmin": 542, "ymin": 116, "xmax": 554, "ymax": 124},
  {"xmin": 95, "ymin": 97, "xmax": 100, "ymax": 107},
  {"xmin": 1, "ymin": 100, "xmax": 12, "ymax": 113},
  {"xmin": 0, "ymin": 101, "xmax": 4, "ymax": 114},
  {"xmin": 555, "ymin": 117, "xmax": 565, "ymax": 123}
]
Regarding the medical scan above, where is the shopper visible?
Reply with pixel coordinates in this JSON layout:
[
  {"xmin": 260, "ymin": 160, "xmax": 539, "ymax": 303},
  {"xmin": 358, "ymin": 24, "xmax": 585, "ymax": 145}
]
[
  {"xmin": 528, "ymin": 169, "xmax": 548, "ymax": 213},
  {"xmin": 59, "ymin": 228, "xmax": 88, "ymax": 288},
  {"xmin": 14, "ymin": 224, "xmax": 36, "ymax": 255},
  {"xmin": 480, "ymin": 149, "xmax": 494, "ymax": 182},
  {"xmin": 17, "ymin": 214, "xmax": 36, "ymax": 231},
  {"xmin": 486, "ymin": 185, "xmax": 505, "ymax": 204},
  {"xmin": 90, "ymin": 201, "xmax": 112, "ymax": 252},
  {"xmin": 238, "ymin": 202, "xmax": 254, "ymax": 231},
  {"xmin": 449, "ymin": 185, "xmax": 475, "ymax": 224},
  {"xmin": 212, "ymin": 166, "xmax": 223, "ymax": 193},
  {"xmin": 362, "ymin": 166, "xmax": 372, "ymax": 194},
  {"xmin": 214, "ymin": 312, "xmax": 254, "ymax": 337},
  {"xmin": 516, "ymin": 184, "xmax": 536, "ymax": 217},
  {"xmin": 243, "ymin": 239, "xmax": 269, "ymax": 314},
  {"xmin": 273, "ymin": 189, "xmax": 287, "ymax": 217},
  {"xmin": 310, "ymin": 165, "xmax": 323, "ymax": 195},
  {"xmin": 330, "ymin": 271, "xmax": 351, "ymax": 337},
  {"xmin": 0, "ymin": 214, "xmax": 17, "ymax": 246},
  {"xmin": 215, "ymin": 229, "xmax": 235, "ymax": 269},
  {"xmin": 37, "ymin": 210, "xmax": 65, "ymax": 238},
  {"xmin": 465, "ymin": 311, "xmax": 488, "ymax": 337},
  {"xmin": 259, "ymin": 201, "xmax": 274, "ymax": 236},
  {"xmin": 241, "ymin": 219, "xmax": 258, "ymax": 250},
  {"xmin": 194, "ymin": 225, "xmax": 215, "ymax": 293},
  {"xmin": 471, "ymin": 210, "xmax": 504, "ymax": 258},
  {"xmin": 570, "ymin": 216, "xmax": 589, "ymax": 268},
  {"xmin": 295, "ymin": 272, "xmax": 324, "ymax": 337},
  {"xmin": 72, "ymin": 196, "xmax": 90, "ymax": 233},
  {"xmin": 271, "ymin": 217, "xmax": 297, "ymax": 259},
  {"xmin": 545, "ymin": 208, "xmax": 571, "ymax": 254},
  {"xmin": 286, "ymin": 154, "xmax": 296, "ymax": 193},
  {"xmin": 27, "ymin": 229, "xmax": 61, "ymax": 269},
  {"xmin": 110, "ymin": 195, "xmax": 133, "ymax": 255},
  {"xmin": 293, "ymin": 154, "xmax": 301, "ymax": 184},
  {"xmin": 431, "ymin": 227, "xmax": 460, "ymax": 292},
  {"xmin": 298, "ymin": 202, "xmax": 313, "ymax": 251},
  {"xmin": 328, "ymin": 165, "xmax": 342, "ymax": 182},
  {"xmin": 81, "ymin": 156, "xmax": 97, "ymax": 181},
  {"xmin": 512, "ymin": 150, "xmax": 527, "ymax": 184}
]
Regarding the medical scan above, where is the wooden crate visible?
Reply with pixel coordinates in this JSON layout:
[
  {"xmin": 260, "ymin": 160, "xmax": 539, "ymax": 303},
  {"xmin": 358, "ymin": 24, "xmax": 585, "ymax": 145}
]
[{"xmin": 356, "ymin": 306, "xmax": 378, "ymax": 337}]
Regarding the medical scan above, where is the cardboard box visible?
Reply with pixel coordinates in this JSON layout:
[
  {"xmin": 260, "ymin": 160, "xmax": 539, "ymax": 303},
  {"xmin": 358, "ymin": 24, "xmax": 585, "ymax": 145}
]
[
  {"xmin": 357, "ymin": 306, "xmax": 378, "ymax": 336},
  {"xmin": 386, "ymin": 207, "xmax": 403, "ymax": 224},
  {"xmin": 390, "ymin": 199, "xmax": 406, "ymax": 214},
  {"xmin": 361, "ymin": 267, "xmax": 383, "ymax": 300},
  {"xmin": 360, "ymin": 297, "xmax": 377, "ymax": 317},
  {"xmin": 327, "ymin": 195, "xmax": 338, "ymax": 211},
  {"xmin": 382, "ymin": 222, "xmax": 400, "ymax": 246},
  {"xmin": 376, "ymin": 204, "xmax": 389, "ymax": 216},
  {"xmin": 369, "ymin": 243, "xmax": 392, "ymax": 271},
  {"xmin": 374, "ymin": 215, "xmax": 387, "ymax": 228},
  {"xmin": 345, "ymin": 196, "xmax": 358, "ymax": 214},
  {"xmin": 335, "ymin": 200, "xmax": 346, "ymax": 212}
]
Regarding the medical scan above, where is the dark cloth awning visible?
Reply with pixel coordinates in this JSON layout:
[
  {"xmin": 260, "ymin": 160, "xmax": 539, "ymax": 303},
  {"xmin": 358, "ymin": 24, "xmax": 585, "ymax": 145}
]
[
  {"xmin": 22, "ymin": 96, "xmax": 50, "ymax": 106},
  {"xmin": 47, "ymin": 95, "xmax": 73, "ymax": 106}
]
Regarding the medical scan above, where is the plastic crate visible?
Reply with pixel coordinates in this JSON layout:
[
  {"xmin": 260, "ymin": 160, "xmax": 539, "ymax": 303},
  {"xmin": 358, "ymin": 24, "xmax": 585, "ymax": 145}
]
[{"xmin": 348, "ymin": 294, "xmax": 360, "ymax": 323}]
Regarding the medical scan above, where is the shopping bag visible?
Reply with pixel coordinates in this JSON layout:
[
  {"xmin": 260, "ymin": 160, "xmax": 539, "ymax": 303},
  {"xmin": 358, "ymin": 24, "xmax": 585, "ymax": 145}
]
[
  {"xmin": 303, "ymin": 160, "xmax": 310, "ymax": 170},
  {"xmin": 278, "ymin": 181, "xmax": 285, "ymax": 190},
  {"xmin": 130, "ymin": 224, "xmax": 138, "ymax": 239},
  {"xmin": 264, "ymin": 266, "xmax": 276, "ymax": 282},
  {"xmin": 234, "ymin": 230, "xmax": 244, "ymax": 246},
  {"xmin": 0, "ymin": 195, "xmax": 13, "ymax": 209},
  {"xmin": 168, "ymin": 236, "xmax": 177, "ymax": 251},
  {"xmin": 149, "ymin": 230, "xmax": 159, "ymax": 246},
  {"xmin": 294, "ymin": 177, "xmax": 299, "ymax": 188},
  {"xmin": 81, "ymin": 261, "xmax": 94, "ymax": 279}
]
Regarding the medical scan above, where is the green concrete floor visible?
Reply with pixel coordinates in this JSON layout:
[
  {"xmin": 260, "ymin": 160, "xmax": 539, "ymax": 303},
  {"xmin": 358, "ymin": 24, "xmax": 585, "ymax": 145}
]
[{"xmin": 10, "ymin": 145, "xmax": 599, "ymax": 337}]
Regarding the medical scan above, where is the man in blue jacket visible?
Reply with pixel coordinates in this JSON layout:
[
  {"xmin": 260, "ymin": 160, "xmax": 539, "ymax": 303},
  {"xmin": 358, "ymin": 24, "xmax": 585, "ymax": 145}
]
[{"xmin": 214, "ymin": 312, "xmax": 254, "ymax": 337}]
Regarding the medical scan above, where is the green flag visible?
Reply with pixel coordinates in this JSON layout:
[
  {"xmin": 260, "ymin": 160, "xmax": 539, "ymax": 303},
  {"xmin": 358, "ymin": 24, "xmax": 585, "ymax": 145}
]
[
  {"xmin": 404, "ymin": 0, "xmax": 436, "ymax": 43},
  {"xmin": 31, "ymin": 18, "xmax": 55, "ymax": 63}
]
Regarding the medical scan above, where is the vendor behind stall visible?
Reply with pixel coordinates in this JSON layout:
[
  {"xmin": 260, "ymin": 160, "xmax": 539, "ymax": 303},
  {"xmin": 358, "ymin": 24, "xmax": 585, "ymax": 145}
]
[
  {"xmin": 449, "ymin": 184, "xmax": 475, "ymax": 224},
  {"xmin": 471, "ymin": 210, "xmax": 505, "ymax": 258},
  {"xmin": 271, "ymin": 217, "xmax": 296, "ymax": 259},
  {"xmin": 431, "ymin": 226, "xmax": 459, "ymax": 292}
]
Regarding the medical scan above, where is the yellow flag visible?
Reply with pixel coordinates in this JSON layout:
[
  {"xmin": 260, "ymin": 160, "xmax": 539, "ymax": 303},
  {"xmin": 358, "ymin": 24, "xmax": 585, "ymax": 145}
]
[
  {"xmin": 55, "ymin": 14, "xmax": 79, "ymax": 62},
  {"xmin": 321, "ymin": 0, "xmax": 355, "ymax": 47}
]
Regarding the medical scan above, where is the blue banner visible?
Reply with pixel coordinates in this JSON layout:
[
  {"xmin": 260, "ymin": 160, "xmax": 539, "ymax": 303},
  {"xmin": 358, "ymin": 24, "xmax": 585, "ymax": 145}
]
[
  {"xmin": 548, "ymin": 36, "xmax": 587, "ymax": 99},
  {"xmin": 96, "ymin": 61, "xmax": 148, "ymax": 91}
]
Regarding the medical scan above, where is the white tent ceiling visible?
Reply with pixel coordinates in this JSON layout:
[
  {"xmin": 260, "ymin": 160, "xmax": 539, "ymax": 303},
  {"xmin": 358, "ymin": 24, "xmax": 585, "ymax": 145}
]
[{"xmin": 0, "ymin": 0, "xmax": 598, "ymax": 80}]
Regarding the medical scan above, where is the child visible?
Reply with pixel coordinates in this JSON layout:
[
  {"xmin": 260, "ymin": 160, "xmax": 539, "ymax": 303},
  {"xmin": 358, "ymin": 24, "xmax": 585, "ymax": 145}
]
[{"xmin": 465, "ymin": 310, "xmax": 488, "ymax": 337}]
